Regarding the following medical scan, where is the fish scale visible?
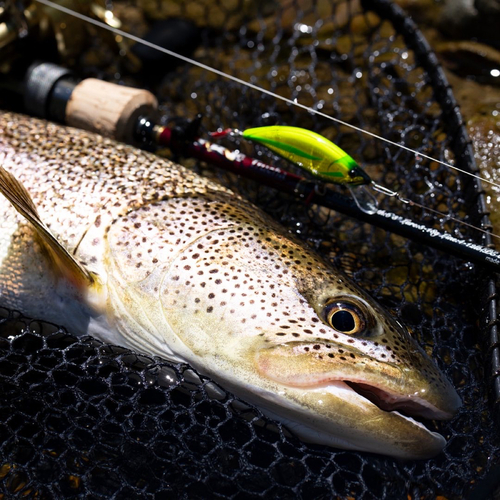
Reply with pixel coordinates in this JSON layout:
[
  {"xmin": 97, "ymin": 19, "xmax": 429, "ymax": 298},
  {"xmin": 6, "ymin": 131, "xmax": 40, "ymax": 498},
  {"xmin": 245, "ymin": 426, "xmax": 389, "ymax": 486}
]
[{"xmin": 0, "ymin": 111, "xmax": 460, "ymax": 459}]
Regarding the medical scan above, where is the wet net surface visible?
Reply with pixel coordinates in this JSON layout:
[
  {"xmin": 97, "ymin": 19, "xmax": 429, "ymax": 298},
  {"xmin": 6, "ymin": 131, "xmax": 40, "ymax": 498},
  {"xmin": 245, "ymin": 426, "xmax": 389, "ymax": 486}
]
[{"xmin": 1, "ymin": 0, "xmax": 500, "ymax": 498}]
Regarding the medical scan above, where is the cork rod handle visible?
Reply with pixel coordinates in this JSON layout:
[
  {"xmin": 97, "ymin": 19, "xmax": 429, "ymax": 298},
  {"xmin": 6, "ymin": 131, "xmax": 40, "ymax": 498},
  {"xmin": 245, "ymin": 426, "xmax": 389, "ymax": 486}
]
[{"xmin": 66, "ymin": 78, "xmax": 158, "ymax": 141}]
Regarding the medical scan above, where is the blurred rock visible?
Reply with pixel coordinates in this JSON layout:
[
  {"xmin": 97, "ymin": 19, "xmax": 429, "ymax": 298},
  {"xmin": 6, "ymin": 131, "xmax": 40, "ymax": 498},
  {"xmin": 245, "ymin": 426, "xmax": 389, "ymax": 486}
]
[{"xmin": 439, "ymin": 0, "xmax": 500, "ymax": 46}]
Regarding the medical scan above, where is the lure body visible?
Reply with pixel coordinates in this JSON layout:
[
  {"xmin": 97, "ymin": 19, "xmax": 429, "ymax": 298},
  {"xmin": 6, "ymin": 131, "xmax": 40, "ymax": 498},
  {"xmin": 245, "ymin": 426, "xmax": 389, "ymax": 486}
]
[{"xmin": 242, "ymin": 125, "xmax": 371, "ymax": 185}]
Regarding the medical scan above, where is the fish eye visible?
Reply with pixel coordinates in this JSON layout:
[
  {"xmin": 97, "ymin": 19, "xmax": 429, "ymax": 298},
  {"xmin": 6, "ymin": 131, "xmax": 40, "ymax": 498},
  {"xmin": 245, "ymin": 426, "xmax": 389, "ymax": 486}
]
[{"xmin": 324, "ymin": 301, "xmax": 367, "ymax": 335}]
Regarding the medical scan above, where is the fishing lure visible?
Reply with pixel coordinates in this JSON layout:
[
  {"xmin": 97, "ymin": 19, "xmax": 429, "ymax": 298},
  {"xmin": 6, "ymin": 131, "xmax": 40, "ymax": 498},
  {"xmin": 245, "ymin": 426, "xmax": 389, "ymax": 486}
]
[
  {"xmin": 211, "ymin": 124, "xmax": 378, "ymax": 213},
  {"xmin": 212, "ymin": 125, "xmax": 372, "ymax": 186},
  {"xmin": 241, "ymin": 125, "xmax": 372, "ymax": 186}
]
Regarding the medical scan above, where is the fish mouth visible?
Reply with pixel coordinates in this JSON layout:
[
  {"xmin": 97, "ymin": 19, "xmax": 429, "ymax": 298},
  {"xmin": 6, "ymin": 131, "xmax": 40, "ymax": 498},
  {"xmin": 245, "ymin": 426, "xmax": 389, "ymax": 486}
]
[{"xmin": 343, "ymin": 381, "xmax": 452, "ymax": 420}]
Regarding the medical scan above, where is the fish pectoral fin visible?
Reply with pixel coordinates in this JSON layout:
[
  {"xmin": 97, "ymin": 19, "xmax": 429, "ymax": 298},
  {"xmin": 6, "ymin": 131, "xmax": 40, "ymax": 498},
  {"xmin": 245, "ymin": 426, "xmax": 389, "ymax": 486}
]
[{"xmin": 0, "ymin": 165, "xmax": 94, "ymax": 290}]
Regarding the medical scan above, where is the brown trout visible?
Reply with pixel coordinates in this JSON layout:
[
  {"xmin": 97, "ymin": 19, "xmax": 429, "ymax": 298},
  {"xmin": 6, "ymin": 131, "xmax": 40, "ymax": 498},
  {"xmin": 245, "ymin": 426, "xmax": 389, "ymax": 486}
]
[{"xmin": 0, "ymin": 111, "xmax": 460, "ymax": 459}]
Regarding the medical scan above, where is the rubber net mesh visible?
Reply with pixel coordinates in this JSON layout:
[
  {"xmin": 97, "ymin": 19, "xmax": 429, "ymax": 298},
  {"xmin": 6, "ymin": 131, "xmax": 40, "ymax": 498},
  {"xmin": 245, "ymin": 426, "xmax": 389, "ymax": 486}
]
[{"xmin": 1, "ymin": 0, "xmax": 499, "ymax": 498}]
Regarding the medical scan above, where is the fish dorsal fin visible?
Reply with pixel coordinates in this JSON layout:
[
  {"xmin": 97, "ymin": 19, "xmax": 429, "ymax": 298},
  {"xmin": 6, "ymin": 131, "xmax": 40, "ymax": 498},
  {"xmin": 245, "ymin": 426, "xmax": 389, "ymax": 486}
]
[{"xmin": 0, "ymin": 165, "xmax": 94, "ymax": 289}]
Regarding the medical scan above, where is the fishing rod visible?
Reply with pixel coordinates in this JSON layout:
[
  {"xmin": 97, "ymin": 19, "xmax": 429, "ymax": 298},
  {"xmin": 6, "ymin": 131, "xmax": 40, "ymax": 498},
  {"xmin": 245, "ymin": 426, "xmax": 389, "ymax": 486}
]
[
  {"xmin": 12, "ymin": 60, "xmax": 500, "ymax": 273},
  {"xmin": 142, "ymin": 117, "xmax": 500, "ymax": 272}
]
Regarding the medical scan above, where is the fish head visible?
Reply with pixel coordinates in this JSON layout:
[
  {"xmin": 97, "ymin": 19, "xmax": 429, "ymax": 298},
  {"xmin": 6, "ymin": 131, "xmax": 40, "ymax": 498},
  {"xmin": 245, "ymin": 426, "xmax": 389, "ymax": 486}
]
[
  {"xmin": 253, "ymin": 270, "xmax": 462, "ymax": 455},
  {"xmin": 257, "ymin": 274, "xmax": 461, "ymax": 421},
  {"xmin": 103, "ymin": 192, "xmax": 460, "ymax": 459}
]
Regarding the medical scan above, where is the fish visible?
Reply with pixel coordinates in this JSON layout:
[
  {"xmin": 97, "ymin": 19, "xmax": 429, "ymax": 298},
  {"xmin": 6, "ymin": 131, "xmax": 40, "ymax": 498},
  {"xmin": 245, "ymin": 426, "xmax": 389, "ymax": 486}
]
[{"xmin": 0, "ymin": 111, "xmax": 461, "ymax": 459}]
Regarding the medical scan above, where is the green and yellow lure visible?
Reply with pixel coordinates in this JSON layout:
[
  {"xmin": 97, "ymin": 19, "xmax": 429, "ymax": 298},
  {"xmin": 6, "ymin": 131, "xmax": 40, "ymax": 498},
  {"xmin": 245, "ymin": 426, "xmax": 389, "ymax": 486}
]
[{"xmin": 242, "ymin": 125, "xmax": 371, "ymax": 186}]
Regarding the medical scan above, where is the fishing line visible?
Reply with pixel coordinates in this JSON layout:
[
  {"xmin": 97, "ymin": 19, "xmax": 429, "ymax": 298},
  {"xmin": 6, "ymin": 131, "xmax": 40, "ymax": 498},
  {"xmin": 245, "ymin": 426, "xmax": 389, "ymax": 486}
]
[{"xmin": 34, "ymin": 0, "xmax": 500, "ymax": 193}]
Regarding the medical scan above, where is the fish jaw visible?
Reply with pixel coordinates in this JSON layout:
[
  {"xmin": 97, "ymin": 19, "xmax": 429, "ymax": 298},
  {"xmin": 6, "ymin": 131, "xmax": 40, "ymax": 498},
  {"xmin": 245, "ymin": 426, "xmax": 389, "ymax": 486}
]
[{"xmin": 252, "ymin": 381, "xmax": 447, "ymax": 459}]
